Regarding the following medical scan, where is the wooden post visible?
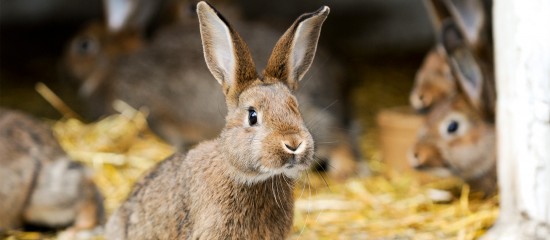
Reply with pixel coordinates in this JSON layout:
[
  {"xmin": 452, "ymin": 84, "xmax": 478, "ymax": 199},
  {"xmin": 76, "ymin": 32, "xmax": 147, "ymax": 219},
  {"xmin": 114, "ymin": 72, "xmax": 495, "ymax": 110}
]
[{"xmin": 483, "ymin": 0, "xmax": 550, "ymax": 239}]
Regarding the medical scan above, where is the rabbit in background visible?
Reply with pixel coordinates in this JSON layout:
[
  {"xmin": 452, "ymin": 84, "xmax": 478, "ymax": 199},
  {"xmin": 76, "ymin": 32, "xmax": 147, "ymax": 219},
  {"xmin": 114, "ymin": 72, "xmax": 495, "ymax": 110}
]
[
  {"xmin": 410, "ymin": 0, "xmax": 494, "ymax": 116},
  {"xmin": 106, "ymin": 3, "xmax": 326, "ymax": 238},
  {"xmin": 409, "ymin": 93, "xmax": 497, "ymax": 196},
  {"xmin": 408, "ymin": 2, "xmax": 497, "ymax": 196},
  {"xmin": 0, "ymin": 108, "xmax": 103, "ymax": 234},
  {"xmin": 64, "ymin": 0, "xmax": 364, "ymax": 180},
  {"xmin": 409, "ymin": 47, "xmax": 456, "ymax": 112}
]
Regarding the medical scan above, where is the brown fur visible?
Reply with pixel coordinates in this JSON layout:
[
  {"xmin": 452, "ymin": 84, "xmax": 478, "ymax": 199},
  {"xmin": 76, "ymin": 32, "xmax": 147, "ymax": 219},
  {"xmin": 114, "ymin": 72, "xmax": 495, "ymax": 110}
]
[
  {"xmin": 0, "ymin": 108, "xmax": 103, "ymax": 232},
  {"xmin": 65, "ymin": 21, "xmax": 144, "ymax": 97},
  {"xmin": 105, "ymin": 3, "xmax": 327, "ymax": 239},
  {"xmin": 409, "ymin": 95, "xmax": 497, "ymax": 196},
  {"xmin": 409, "ymin": 1, "xmax": 497, "ymax": 196},
  {"xmin": 410, "ymin": 48, "xmax": 456, "ymax": 111}
]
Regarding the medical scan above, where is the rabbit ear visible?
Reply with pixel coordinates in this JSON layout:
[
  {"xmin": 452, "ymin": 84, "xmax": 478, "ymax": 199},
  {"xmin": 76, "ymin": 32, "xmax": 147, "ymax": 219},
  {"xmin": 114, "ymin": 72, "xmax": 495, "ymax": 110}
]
[
  {"xmin": 197, "ymin": 1, "xmax": 257, "ymax": 99},
  {"xmin": 423, "ymin": 0, "xmax": 451, "ymax": 30},
  {"xmin": 441, "ymin": 0, "xmax": 486, "ymax": 47},
  {"xmin": 104, "ymin": 0, "xmax": 137, "ymax": 32},
  {"xmin": 440, "ymin": 20, "xmax": 483, "ymax": 110},
  {"xmin": 104, "ymin": 0, "xmax": 159, "ymax": 33},
  {"xmin": 263, "ymin": 6, "xmax": 329, "ymax": 90}
]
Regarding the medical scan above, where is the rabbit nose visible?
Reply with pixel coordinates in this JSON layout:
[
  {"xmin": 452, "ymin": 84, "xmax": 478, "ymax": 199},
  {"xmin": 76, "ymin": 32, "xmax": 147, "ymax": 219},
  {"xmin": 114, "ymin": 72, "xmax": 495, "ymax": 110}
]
[
  {"xmin": 282, "ymin": 141, "xmax": 304, "ymax": 154},
  {"xmin": 408, "ymin": 148, "xmax": 425, "ymax": 169}
]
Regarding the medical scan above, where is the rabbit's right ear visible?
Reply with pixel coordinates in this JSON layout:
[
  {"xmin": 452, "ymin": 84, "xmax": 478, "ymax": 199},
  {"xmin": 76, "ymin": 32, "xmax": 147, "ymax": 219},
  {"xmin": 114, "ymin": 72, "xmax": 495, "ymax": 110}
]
[
  {"xmin": 104, "ymin": 0, "xmax": 159, "ymax": 33},
  {"xmin": 440, "ymin": 20, "xmax": 483, "ymax": 110},
  {"xmin": 441, "ymin": 0, "xmax": 486, "ymax": 48},
  {"xmin": 263, "ymin": 6, "xmax": 329, "ymax": 90},
  {"xmin": 196, "ymin": 1, "xmax": 257, "ymax": 102}
]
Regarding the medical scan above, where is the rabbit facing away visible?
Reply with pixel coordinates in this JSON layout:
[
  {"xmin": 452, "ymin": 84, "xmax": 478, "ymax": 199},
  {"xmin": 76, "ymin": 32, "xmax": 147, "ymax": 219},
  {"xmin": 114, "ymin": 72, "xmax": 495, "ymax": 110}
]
[
  {"xmin": 0, "ymin": 108, "xmax": 103, "ymax": 233},
  {"xmin": 64, "ymin": 0, "xmax": 361, "ymax": 180},
  {"xmin": 104, "ymin": 2, "xmax": 326, "ymax": 239},
  {"xmin": 409, "ymin": 16, "xmax": 497, "ymax": 196}
]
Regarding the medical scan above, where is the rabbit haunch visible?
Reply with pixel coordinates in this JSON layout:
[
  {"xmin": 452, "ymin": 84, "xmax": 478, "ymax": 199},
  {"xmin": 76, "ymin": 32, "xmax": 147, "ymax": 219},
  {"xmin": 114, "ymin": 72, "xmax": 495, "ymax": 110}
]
[
  {"xmin": 0, "ymin": 108, "xmax": 103, "ymax": 232},
  {"xmin": 105, "ymin": 2, "xmax": 327, "ymax": 239}
]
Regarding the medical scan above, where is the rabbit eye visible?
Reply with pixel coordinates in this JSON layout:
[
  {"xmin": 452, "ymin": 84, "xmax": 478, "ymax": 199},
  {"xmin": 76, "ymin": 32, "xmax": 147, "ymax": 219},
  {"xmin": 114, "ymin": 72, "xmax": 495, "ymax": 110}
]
[
  {"xmin": 447, "ymin": 120, "xmax": 459, "ymax": 134},
  {"xmin": 248, "ymin": 109, "xmax": 258, "ymax": 126},
  {"xmin": 75, "ymin": 37, "xmax": 98, "ymax": 55}
]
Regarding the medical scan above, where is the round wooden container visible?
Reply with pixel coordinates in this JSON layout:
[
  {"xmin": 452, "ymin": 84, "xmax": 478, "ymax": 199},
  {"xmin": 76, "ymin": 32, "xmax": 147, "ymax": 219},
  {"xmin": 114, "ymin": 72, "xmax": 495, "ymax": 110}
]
[{"xmin": 377, "ymin": 106, "xmax": 424, "ymax": 172}]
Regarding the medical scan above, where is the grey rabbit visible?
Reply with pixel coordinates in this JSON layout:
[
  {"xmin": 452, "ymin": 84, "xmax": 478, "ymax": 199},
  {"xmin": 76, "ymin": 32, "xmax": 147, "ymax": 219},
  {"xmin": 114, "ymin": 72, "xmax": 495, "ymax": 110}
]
[{"xmin": 0, "ymin": 108, "xmax": 103, "ymax": 233}]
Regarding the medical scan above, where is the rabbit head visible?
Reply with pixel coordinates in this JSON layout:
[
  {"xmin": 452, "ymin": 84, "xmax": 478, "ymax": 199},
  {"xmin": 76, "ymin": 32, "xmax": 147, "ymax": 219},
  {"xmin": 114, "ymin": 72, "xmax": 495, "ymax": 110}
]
[
  {"xmin": 409, "ymin": 16, "xmax": 496, "ymax": 195},
  {"xmin": 409, "ymin": 94, "xmax": 495, "ymax": 178},
  {"xmin": 64, "ymin": 0, "xmax": 161, "ymax": 97},
  {"xmin": 410, "ymin": 48, "xmax": 456, "ymax": 112},
  {"xmin": 197, "ymin": 2, "xmax": 329, "ymax": 183}
]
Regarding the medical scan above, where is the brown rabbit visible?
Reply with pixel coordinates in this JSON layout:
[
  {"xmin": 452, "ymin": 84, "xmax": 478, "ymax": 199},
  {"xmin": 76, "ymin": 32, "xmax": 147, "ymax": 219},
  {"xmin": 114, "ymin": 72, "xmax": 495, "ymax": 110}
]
[
  {"xmin": 0, "ymin": 108, "xmax": 103, "ymax": 233},
  {"xmin": 410, "ymin": 48, "xmax": 456, "ymax": 111},
  {"xmin": 105, "ymin": 2, "xmax": 327, "ymax": 239},
  {"xmin": 64, "ymin": 0, "xmax": 361, "ymax": 180},
  {"xmin": 410, "ymin": 0, "xmax": 493, "ymax": 113},
  {"xmin": 409, "ymin": 95, "xmax": 496, "ymax": 195},
  {"xmin": 409, "ymin": 18, "xmax": 497, "ymax": 196}
]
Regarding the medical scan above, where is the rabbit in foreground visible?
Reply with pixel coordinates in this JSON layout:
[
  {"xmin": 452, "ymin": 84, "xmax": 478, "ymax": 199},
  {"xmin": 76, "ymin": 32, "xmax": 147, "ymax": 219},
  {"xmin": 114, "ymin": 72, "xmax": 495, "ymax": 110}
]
[
  {"xmin": 105, "ymin": 2, "xmax": 327, "ymax": 239},
  {"xmin": 0, "ymin": 108, "xmax": 103, "ymax": 233},
  {"xmin": 409, "ymin": 17, "xmax": 497, "ymax": 196},
  {"xmin": 64, "ymin": 0, "xmax": 361, "ymax": 180}
]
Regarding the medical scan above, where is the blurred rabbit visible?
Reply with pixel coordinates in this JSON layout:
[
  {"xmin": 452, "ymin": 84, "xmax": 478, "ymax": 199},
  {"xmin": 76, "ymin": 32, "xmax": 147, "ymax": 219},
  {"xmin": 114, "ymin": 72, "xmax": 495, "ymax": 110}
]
[
  {"xmin": 409, "ymin": 94, "xmax": 496, "ymax": 196},
  {"xmin": 409, "ymin": 16, "xmax": 497, "ymax": 196},
  {"xmin": 410, "ymin": 48, "xmax": 456, "ymax": 112},
  {"xmin": 410, "ymin": 0, "xmax": 493, "ymax": 113},
  {"xmin": 64, "ymin": 0, "xmax": 362, "ymax": 180},
  {"xmin": 64, "ymin": 0, "xmax": 167, "ymax": 99},
  {"xmin": 0, "ymin": 108, "xmax": 103, "ymax": 233}
]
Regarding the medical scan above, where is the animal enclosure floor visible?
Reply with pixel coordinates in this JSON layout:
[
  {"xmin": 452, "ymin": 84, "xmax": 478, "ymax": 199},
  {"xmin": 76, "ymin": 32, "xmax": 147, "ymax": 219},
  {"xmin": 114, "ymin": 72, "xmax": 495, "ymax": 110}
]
[{"xmin": 2, "ymin": 61, "xmax": 499, "ymax": 240}]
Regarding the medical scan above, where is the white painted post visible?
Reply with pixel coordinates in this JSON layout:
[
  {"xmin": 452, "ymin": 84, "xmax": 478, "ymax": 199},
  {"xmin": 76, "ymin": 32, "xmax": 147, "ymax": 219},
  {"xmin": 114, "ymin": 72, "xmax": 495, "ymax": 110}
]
[{"xmin": 483, "ymin": 0, "xmax": 550, "ymax": 239}]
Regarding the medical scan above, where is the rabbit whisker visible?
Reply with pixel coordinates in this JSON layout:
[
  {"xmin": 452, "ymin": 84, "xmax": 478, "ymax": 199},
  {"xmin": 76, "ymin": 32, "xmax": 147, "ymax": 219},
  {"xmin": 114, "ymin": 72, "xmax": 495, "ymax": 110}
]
[
  {"xmin": 312, "ymin": 157, "xmax": 332, "ymax": 192},
  {"xmin": 298, "ymin": 54, "xmax": 331, "ymax": 88},
  {"xmin": 304, "ymin": 100, "xmax": 338, "ymax": 128},
  {"xmin": 271, "ymin": 177, "xmax": 283, "ymax": 214},
  {"xmin": 276, "ymin": 178, "xmax": 291, "ymax": 221},
  {"xmin": 297, "ymin": 171, "xmax": 313, "ymax": 239},
  {"xmin": 282, "ymin": 174, "xmax": 293, "ymax": 190}
]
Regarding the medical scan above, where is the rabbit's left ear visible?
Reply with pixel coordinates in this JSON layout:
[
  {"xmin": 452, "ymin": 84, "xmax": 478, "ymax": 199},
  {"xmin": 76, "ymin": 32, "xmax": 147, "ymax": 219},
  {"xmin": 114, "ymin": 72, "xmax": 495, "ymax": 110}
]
[
  {"xmin": 196, "ymin": 1, "xmax": 257, "ymax": 100},
  {"xmin": 263, "ymin": 6, "xmax": 329, "ymax": 90},
  {"xmin": 440, "ymin": 20, "xmax": 483, "ymax": 110}
]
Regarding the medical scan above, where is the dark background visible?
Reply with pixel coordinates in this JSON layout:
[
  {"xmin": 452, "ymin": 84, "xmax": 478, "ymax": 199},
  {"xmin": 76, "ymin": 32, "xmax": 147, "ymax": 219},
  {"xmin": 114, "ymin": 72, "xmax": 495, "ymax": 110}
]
[{"xmin": 0, "ymin": 0, "xmax": 434, "ymax": 124}]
